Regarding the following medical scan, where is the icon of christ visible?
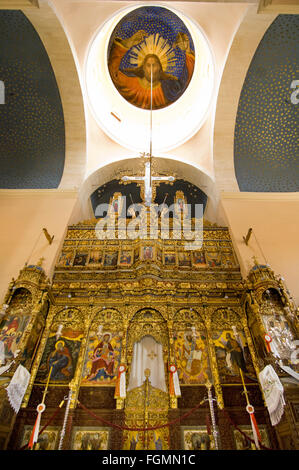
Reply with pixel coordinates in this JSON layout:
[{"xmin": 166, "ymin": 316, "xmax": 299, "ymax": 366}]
[{"xmin": 108, "ymin": 31, "xmax": 195, "ymax": 110}]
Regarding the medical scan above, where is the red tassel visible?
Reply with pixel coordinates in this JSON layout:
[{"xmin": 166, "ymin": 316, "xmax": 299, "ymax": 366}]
[
  {"xmin": 264, "ymin": 334, "xmax": 272, "ymax": 353},
  {"xmin": 250, "ymin": 412, "xmax": 262, "ymax": 442}
]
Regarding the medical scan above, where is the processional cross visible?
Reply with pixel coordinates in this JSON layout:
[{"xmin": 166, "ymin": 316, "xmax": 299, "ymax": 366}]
[{"xmin": 122, "ymin": 66, "xmax": 175, "ymax": 207}]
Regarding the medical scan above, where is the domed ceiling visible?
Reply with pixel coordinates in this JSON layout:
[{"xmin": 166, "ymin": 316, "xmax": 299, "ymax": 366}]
[
  {"xmin": 85, "ymin": 5, "xmax": 215, "ymax": 153},
  {"xmin": 0, "ymin": 11, "xmax": 65, "ymax": 189},
  {"xmin": 107, "ymin": 6, "xmax": 195, "ymax": 110},
  {"xmin": 234, "ymin": 14, "xmax": 299, "ymax": 192}
]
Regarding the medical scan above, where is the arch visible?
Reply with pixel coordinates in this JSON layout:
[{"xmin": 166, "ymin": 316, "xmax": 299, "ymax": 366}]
[
  {"xmin": 127, "ymin": 308, "xmax": 168, "ymax": 349},
  {"xmin": 9, "ymin": 287, "xmax": 32, "ymax": 308},
  {"xmin": 213, "ymin": 7, "xmax": 276, "ymax": 193},
  {"xmin": 234, "ymin": 14, "xmax": 299, "ymax": 193},
  {"xmin": 173, "ymin": 307, "xmax": 204, "ymax": 326},
  {"xmin": 21, "ymin": 1, "xmax": 86, "ymax": 189},
  {"xmin": 261, "ymin": 286, "xmax": 283, "ymax": 302},
  {"xmin": 51, "ymin": 306, "xmax": 85, "ymax": 331},
  {"xmin": 210, "ymin": 307, "xmax": 242, "ymax": 329},
  {"xmin": 71, "ymin": 157, "xmax": 217, "ymax": 225},
  {"xmin": 90, "ymin": 307, "xmax": 123, "ymax": 326},
  {"xmin": 130, "ymin": 307, "xmax": 166, "ymax": 323}
]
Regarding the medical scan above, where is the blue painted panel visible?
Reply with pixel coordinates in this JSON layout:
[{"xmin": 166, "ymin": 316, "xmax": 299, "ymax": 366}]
[
  {"xmin": 0, "ymin": 11, "xmax": 65, "ymax": 188},
  {"xmin": 234, "ymin": 15, "xmax": 299, "ymax": 192}
]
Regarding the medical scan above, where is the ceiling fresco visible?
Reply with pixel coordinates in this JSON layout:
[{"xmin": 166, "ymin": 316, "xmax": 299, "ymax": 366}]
[
  {"xmin": 85, "ymin": 4, "xmax": 214, "ymax": 153},
  {"xmin": 234, "ymin": 14, "xmax": 299, "ymax": 192},
  {"xmin": 0, "ymin": 11, "xmax": 65, "ymax": 189},
  {"xmin": 107, "ymin": 6, "xmax": 195, "ymax": 110}
]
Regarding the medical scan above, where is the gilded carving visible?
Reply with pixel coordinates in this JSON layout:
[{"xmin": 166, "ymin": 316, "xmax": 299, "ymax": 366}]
[{"xmin": 2, "ymin": 214, "xmax": 298, "ymax": 451}]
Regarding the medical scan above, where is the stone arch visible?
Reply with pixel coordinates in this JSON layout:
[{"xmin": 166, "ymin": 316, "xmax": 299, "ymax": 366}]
[
  {"xmin": 22, "ymin": 1, "xmax": 86, "ymax": 189},
  {"xmin": 213, "ymin": 6, "xmax": 275, "ymax": 194},
  {"xmin": 70, "ymin": 157, "xmax": 217, "ymax": 225}
]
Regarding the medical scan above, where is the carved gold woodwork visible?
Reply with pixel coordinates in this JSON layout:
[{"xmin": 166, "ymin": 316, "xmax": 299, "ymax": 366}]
[
  {"xmin": 0, "ymin": 264, "xmax": 52, "ymax": 385},
  {"xmin": 242, "ymin": 262, "xmax": 298, "ymax": 369},
  {"xmin": 124, "ymin": 380, "xmax": 170, "ymax": 450},
  {"xmin": 205, "ymin": 318, "xmax": 224, "ymax": 410},
  {"xmin": 2, "ymin": 214, "xmax": 298, "ymax": 453},
  {"xmin": 127, "ymin": 309, "xmax": 169, "ymax": 354}
]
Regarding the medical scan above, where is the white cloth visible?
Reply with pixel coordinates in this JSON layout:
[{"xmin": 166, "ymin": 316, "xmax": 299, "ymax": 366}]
[
  {"xmin": 259, "ymin": 365, "xmax": 285, "ymax": 426},
  {"xmin": 172, "ymin": 368, "xmax": 181, "ymax": 397},
  {"xmin": 117, "ymin": 366, "xmax": 126, "ymax": 398},
  {"xmin": 128, "ymin": 335, "xmax": 166, "ymax": 392},
  {"xmin": 6, "ymin": 365, "xmax": 30, "ymax": 414}
]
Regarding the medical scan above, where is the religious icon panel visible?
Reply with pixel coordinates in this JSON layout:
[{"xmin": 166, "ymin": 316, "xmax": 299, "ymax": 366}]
[
  {"xmin": 88, "ymin": 250, "xmax": 103, "ymax": 265},
  {"xmin": 104, "ymin": 251, "xmax": 118, "ymax": 267},
  {"xmin": 36, "ymin": 327, "xmax": 83, "ymax": 384},
  {"xmin": 20, "ymin": 302, "xmax": 47, "ymax": 370},
  {"xmin": 221, "ymin": 252, "xmax": 236, "ymax": 268},
  {"xmin": 261, "ymin": 311, "xmax": 297, "ymax": 366},
  {"xmin": 178, "ymin": 251, "xmax": 191, "ymax": 267},
  {"xmin": 21, "ymin": 426, "xmax": 59, "ymax": 450},
  {"xmin": 73, "ymin": 252, "xmax": 88, "ymax": 267},
  {"xmin": 206, "ymin": 251, "xmax": 222, "ymax": 267},
  {"xmin": 81, "ymin": 328, "xmax": 122, "ymax": 385},
  {"xmin": 57, "ymin": 250, "xmax": 74, "ymax": 267},
  {"xmin": 212, "ymin": 329, "xmax": 256, "ymax": 384},
  {"xmin": 233, "ymin": 426, "xmax": 269, "ymax": 450},
  {"xmin": 164, "ymin": 252, "xmax": 176, "ymax": 265},
  {"xmin": 142, "ymin": 246, "xmax": 154, "ymax": 261},
  {"xmin": 0, "ymin": 288, "xmax": 32, "ymax": 367},
  {"xmin": 71, "ymin": 427, "xmax": 109, "ymax": 450},
  {"xmin": 174, "ymin": 329, "xmax": 209, "ymax": 384},
  {"xmin": 122, "ymin": 428, "xmax": 168, "ymax": 451},
  {"xmin": 0, "ymin": 312, "xmax": 30, "ymax": 365},
  {"xmin": 192, "ymin": 250, "xmax": 207, "ymax": 268},
  {"xmin": 182, "ymin": 426, "xmax": 218, "ymax": 450},
  {"xmin": 119, "ymin": 250, "xmax": 133, "ymax": 266}
]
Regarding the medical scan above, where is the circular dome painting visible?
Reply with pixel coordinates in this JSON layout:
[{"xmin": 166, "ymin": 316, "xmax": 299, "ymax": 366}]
[
  {"xmin": 85, "ymin": 4, "xmax": 214, "ymax": 152},
  {"xmin": 107, "ymin": 6, "xmax": 195, "ymax": 110}
]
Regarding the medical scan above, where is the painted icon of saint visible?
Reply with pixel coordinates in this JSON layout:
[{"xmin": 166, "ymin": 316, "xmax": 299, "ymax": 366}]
[
  {"xmin": 48, "ymin": 340, "xmax": 73, "ymax": 381},
  {"xmin": 87, "ymin": 333, "xmax": 115, "ymax": 381}
]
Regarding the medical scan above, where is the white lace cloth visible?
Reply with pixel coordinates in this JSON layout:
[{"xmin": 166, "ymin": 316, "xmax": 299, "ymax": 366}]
[
  {"xmin": 6, "ymin": 365, "xmax": 30, "ymax": 414},
  {"xmin": 259, "ymin": 365, "xmax": 285, "ymax": 426}
]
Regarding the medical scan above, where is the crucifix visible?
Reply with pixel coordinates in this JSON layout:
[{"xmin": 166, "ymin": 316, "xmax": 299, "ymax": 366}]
[{"xmin": 122, "ymin": 65, "xmax": 175, "ymax": 207}]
